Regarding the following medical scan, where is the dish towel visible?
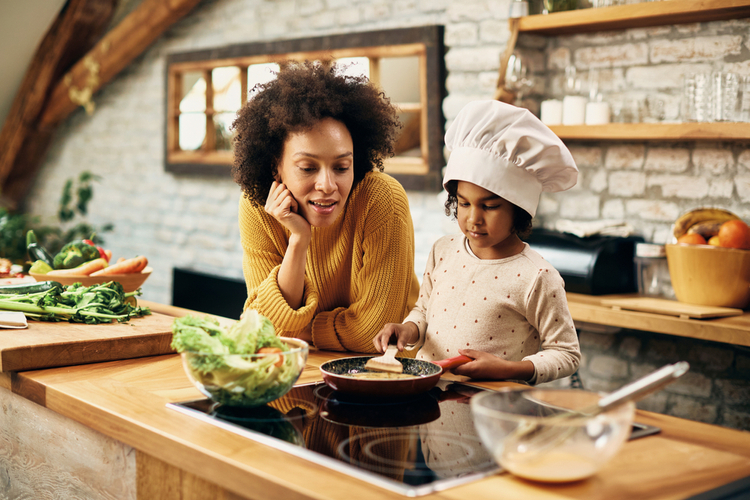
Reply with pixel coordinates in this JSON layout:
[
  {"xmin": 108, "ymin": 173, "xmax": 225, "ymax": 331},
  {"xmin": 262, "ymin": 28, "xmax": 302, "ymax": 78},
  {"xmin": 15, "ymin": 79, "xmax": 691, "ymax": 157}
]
[
  {"xmin": 0, "ymin": 311, "xmax": 28, "ymax": 329},
  {"xmin": 554, "ymin": 219, "xmax": 636, "ymax": 238}
]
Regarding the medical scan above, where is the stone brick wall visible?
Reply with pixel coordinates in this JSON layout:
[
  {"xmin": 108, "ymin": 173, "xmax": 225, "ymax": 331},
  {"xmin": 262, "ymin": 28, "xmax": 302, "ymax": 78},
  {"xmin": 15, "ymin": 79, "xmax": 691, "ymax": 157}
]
[
  {"xmin": 20, "ymin": 0, "xmax": 750, "ymax": 430},
  {"xmin": 542, "ymin": 325, "xmax": 750, "ymax": 432},
  {"xmin": 530, "ymin": 19, "xmax": 750, "ymax": 243}
]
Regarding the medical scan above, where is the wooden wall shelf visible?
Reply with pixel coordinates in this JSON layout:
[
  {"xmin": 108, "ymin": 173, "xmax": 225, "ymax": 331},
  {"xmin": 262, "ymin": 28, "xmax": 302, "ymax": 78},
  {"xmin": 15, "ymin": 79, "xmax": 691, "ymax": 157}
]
[
  {"xmin": 517, "ymin": 0, "xmax": 750, "ymax": 35},
  {"xmin": 548, "ymin": 122, "xmax": 750, "ymax": 141},
  {"xmin": 567, "ymin": 293, "xmax": 750, "ymax": 347}
]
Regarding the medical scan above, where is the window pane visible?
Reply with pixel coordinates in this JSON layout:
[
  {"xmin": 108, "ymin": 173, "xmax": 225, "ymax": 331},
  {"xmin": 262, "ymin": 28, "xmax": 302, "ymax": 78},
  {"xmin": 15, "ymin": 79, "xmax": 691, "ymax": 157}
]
[
  {"xmin": 213, "ymin": 66, "xmax": 241, "ymax": 112},
  {"xmin": 180, "ymin": 71, "xmax": 206, "ymax": 112},
  {"xmin": 394, "ymin": 110, "xmax": 421, "ymax": 157},
  {"xmin": 215, "ymin": 113, "xmax": 236, "ymax": 151},
  {"xmin": 379, "ymin": 56, "xmax": 420, "ymax": 103},
  {"xmin": 179, "ymin": 113, "xmax": 206, "ymax": 151},
  {"xmin": 336, "ymin": 57, "xmax": 369, "ymax": 79},
  {"xmin": 247, "ymin": 63, "xmax": 280, "ymax": 97}
]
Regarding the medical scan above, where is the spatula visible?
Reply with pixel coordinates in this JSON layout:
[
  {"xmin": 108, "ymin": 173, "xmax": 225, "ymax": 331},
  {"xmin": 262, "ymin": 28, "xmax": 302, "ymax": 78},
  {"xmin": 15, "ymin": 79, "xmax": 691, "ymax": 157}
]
[{"xmin": 365, "ymin": 345, "xmax": 403, "ymax": 373}]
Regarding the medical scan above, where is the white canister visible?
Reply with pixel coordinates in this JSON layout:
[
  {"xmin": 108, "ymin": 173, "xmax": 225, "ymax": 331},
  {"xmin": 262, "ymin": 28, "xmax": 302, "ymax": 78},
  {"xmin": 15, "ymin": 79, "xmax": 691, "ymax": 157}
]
[
  {"xmin": 562, "ymin": 96, "xmax": 587, "ymax": 125},
  {"xmin": 540, "ymin": 99, "xmax": 563, "ymax": 126},
  {"xmin": 585, "ymin": 101, "xmax": 611, "ymax": 125}
]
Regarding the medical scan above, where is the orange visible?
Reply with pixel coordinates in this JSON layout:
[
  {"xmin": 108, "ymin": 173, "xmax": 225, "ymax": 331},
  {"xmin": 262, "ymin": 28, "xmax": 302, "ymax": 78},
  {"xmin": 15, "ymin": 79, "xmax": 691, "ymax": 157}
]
[
  {"xmin": 718, "ymin": 219, "xmax": 750, "ymax": 249},
  {"xmin": 677, "ymin": 233, "xmax": 707, "ymax": 245},
  {"xmin": 708, "ymin": 235, "xmax": 721, "ymax": 246}
]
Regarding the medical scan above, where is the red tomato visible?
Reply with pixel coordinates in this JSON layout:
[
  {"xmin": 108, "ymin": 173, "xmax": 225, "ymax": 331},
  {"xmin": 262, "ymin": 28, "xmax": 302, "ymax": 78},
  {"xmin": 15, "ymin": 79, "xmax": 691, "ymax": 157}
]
[{"xmin": 96, "ymin": 246, "xmax": 108, "ymax": 261}]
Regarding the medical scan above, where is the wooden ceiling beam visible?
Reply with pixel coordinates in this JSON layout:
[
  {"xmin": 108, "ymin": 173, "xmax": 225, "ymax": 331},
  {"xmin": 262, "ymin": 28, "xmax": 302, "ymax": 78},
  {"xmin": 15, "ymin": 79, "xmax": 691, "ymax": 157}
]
[
  {"xmin": 0, "ymin": 0, "xmax": 204, "ymax": 210},
  {"xmin": 39, "ymin": 0, "xmax": 204, "ymax": 128},
  {"xmin": 0, "ymin": 0, "xmax": 118, "ymax": 209}
]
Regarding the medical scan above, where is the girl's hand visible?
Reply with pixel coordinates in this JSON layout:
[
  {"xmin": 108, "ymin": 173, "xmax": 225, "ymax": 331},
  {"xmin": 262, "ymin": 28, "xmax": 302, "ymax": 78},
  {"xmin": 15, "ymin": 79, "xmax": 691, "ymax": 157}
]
[
  {"xmin": 452, "ymin": 349, "xmax": 535, "ymax": 381},
  {"xmin": 373, "ymin": 322, "xmax": 419, "ymax": 353},
  {"xmin": 265, "ymin": 181, "xmax": 311, "ymax": 239}
]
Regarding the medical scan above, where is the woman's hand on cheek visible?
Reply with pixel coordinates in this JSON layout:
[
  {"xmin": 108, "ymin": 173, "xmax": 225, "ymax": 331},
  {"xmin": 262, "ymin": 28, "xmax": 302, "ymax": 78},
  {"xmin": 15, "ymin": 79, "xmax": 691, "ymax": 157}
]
[{"xmin": 265, "ymin": 181, "xmax": 311, "ymax": 239}]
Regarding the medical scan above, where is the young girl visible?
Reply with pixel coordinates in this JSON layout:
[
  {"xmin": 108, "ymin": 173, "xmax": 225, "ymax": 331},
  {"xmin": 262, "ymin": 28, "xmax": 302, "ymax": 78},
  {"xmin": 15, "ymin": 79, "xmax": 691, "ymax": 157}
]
[{"xmin": 375, "ymin": 100, "xmax": 581, "ymax": 385}]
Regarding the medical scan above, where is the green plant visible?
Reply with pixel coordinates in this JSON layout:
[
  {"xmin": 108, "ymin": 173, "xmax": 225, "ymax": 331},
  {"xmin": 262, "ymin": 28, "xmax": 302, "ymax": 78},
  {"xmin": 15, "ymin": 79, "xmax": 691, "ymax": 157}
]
[
  {"xmin": 0, "ymin": 171, "xmax": 113, "ymax": 266},
  {"xmin": 36, "ymin": 171, "xmax": 114, "ymax": 256},
  {"xmin": 0, "ymin": 209, "xmax": 32, "ymax": 264}
]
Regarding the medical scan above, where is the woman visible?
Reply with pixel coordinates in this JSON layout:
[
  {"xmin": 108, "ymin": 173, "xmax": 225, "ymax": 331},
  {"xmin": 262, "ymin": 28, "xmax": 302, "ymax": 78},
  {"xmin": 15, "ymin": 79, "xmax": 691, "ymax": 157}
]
[{"xmin": 232, "ymin": 60, "xmax": 419, "ymax": 352}]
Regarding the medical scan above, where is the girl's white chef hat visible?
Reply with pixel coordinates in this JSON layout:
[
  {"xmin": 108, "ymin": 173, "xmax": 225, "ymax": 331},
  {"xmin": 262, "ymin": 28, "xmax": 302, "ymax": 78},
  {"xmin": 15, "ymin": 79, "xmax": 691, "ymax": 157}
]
[{"xmin": 443, "ymin": 100, "xmax": 578, "ymax": 217}]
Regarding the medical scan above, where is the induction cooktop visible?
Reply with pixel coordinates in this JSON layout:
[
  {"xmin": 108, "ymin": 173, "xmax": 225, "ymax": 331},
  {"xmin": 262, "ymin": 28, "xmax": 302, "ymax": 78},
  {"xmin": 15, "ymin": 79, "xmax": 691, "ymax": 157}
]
[{"xmin": 167, "ymin": 380, "xmax": 660, "ymax": 497}]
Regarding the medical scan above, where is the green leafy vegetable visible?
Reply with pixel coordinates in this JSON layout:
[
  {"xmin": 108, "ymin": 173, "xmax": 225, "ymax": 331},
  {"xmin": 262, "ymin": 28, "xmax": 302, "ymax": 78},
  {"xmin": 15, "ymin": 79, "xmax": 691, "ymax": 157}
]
[
  {"xmin": 172, "ymin": 311, "xmax": 303, "ymax": 407},
  {"xmin": 0, "ymin": 281, "xmax": 151, "ymax": 323}
]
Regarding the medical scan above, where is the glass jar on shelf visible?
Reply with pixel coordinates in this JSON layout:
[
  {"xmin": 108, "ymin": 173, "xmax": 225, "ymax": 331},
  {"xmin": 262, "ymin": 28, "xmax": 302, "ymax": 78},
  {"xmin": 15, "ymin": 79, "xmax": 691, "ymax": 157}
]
[
  {"xmin": 543, "ymin": 0, "xmax": 579, "ymax": 13},
  {"xmin": 634, "ymin": 243, "xmax": 675, "ymax": 299}
]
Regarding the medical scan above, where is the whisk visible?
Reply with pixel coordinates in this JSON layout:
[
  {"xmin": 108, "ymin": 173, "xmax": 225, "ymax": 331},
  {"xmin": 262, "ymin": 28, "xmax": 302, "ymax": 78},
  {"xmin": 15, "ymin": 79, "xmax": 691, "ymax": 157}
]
[{"xmin": 507, "ymin": 361, "xmax": 690, "ymax": 457}]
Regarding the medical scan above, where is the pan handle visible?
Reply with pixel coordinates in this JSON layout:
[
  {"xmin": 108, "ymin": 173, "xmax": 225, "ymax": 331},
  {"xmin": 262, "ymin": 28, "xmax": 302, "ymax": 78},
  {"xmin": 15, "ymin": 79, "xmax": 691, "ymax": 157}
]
[{"xmin": 434, "ymin": 355, "xmax": 472, "ymax": 370}]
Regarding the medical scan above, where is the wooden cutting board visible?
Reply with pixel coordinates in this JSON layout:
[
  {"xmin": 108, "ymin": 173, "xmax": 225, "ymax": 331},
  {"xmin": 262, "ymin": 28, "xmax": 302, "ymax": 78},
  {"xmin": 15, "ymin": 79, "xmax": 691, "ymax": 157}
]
[
  {"xmin": 0, "ymin": 312, "xmax": 176, "ymax": 372},
  {"xmin": 600, "ymin": 297, "xmax": 744, "ymax": 319}
]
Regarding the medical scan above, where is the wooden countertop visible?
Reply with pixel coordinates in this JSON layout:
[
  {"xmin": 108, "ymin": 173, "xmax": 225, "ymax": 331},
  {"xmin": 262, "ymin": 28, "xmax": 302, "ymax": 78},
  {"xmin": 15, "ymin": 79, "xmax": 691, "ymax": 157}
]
[
  {"xmin": 3, "ymin": 345, "xmax": 750, "ymax": 500},
  {"xmin": 566, "ymin": 293, "xmax": 750, "ymax": 347}
]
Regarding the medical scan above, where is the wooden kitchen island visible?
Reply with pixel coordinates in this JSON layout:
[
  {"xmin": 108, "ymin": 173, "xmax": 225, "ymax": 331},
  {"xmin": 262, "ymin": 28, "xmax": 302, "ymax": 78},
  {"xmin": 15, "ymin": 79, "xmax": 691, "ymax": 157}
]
[{"xmin": 2, "ymin": 301, "xmax": 750, "ymax": 500}]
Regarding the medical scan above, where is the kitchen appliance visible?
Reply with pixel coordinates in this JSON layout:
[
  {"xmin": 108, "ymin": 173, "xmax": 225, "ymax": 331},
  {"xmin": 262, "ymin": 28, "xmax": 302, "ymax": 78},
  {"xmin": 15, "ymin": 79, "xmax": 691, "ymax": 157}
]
[
  {"xmin": 172, "ymin": 267, "xmax": 246, "ymax": 320},
  {"xmin": 168, "ymin": 380, "xmax": 660, "ymax": 496},
  {"xmin": 525, "ymin": 228, "xmax": 644, "ymax": 295}
]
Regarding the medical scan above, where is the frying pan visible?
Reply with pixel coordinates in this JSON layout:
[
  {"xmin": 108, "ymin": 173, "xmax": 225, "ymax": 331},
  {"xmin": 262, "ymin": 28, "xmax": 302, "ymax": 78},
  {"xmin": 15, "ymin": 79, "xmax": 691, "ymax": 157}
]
[{"xmin": 319, "ymin": 354, "xmax": 471, "ymax": 397}]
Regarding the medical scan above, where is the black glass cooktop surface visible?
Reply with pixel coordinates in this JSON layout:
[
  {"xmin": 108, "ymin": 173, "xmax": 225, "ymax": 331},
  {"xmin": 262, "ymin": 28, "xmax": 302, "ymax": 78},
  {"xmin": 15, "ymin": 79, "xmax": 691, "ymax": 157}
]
[
  {"xmin": 167, "ymin": 380, "xmax": 500, "ymax": 496},
  {"xmin": 167, "ymin": 380, "xmax": 661, "ymax": 496}
]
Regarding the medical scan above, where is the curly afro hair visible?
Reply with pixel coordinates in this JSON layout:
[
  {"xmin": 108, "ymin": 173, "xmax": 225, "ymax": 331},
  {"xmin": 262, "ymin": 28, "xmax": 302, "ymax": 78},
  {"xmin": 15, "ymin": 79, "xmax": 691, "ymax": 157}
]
[
  {"xmin": 443, "ymin": 180, "xmax": 533, "ymax": 239},
  {"xmin": 232, "ymin": 59, "xmax": 401, "ymax": 204}
]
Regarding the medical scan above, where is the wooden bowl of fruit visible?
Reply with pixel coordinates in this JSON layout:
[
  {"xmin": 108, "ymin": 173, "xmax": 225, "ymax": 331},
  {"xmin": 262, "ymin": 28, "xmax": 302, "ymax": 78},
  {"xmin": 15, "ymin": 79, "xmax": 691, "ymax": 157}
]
[
  {"xmin": 666, "ymin": 244, "xmax": 750, "ymax": 309},
  {"xmin": 668, "ymin": 208, "xmax": 750, "ymax": 309}
]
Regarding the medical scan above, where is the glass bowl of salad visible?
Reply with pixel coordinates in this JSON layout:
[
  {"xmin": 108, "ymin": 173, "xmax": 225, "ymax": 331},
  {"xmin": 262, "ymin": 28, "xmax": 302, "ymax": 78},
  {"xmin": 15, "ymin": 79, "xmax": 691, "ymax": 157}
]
[{"xmin": 173, "ymin": 311, "xmax": 309, "ymax": 408}]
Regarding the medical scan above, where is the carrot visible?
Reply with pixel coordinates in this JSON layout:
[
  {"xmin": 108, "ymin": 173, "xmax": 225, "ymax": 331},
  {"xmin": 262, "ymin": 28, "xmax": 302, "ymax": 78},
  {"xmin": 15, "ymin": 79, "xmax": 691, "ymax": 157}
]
[
  {"xmin": 257, "ymin": 347, "xmax": 284, "ymax": 367},
  {"xmin": 90, "ymin": 256, "xmax": 148, "ymax": 276},
  {"xmin": 133, "ymin": 256, "xmax": 148, "ymax": 273},
  {"xmin": 48, "ymin": 258, "xmax": 109, "ymax": 276}
]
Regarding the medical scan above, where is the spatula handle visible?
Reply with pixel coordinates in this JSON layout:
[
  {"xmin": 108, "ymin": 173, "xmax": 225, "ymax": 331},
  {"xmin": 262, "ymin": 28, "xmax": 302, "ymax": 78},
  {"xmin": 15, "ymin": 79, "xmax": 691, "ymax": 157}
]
[{"xmin": 434, "ymin": 355, "xmax": 472, "ymax": 370}]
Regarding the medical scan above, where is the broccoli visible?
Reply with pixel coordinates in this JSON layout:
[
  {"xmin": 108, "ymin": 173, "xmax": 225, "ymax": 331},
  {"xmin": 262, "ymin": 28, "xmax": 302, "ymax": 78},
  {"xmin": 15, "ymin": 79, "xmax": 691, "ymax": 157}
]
[{"xmin": 52, "ymin": 240, "xmax": 100, "ymax": 269}]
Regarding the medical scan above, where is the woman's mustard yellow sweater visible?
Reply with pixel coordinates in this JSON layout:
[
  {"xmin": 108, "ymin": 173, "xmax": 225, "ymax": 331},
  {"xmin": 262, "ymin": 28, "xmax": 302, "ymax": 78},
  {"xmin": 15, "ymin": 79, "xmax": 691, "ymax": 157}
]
[{"xmin": 239, "ymin": 171, "xmax": 419, "ymax": 353}]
